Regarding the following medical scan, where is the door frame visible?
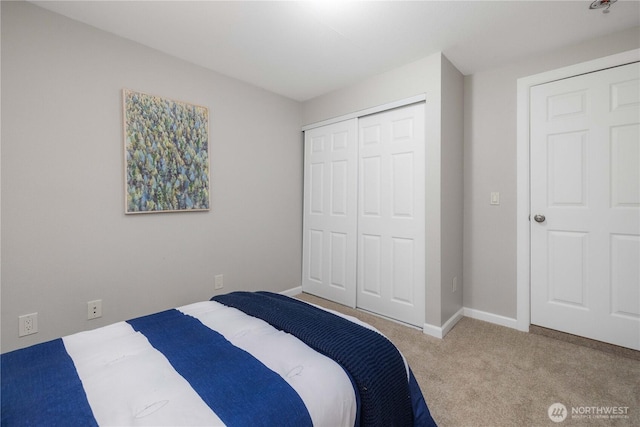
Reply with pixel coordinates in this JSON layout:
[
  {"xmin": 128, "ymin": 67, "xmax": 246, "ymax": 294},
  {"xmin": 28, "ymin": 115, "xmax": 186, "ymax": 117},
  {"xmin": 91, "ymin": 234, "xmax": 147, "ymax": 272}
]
[{"xmin": 516, "ymin": 48, "xmax": 640, "ymax": 333}]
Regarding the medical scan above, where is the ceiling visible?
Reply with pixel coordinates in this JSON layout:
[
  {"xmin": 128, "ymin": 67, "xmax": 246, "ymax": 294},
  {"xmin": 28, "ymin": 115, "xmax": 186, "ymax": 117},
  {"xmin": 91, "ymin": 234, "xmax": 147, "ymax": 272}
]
[{"xmin": 31, "ymin": 0, "xmax": 640, "ymax": 101}]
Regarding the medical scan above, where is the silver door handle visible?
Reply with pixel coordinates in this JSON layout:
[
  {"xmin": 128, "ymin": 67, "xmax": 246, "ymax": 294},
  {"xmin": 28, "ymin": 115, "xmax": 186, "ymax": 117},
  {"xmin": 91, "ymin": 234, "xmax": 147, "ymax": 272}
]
[{"xmin": 534, "ymin": 214, "xmax": 546, "ymax": 223}]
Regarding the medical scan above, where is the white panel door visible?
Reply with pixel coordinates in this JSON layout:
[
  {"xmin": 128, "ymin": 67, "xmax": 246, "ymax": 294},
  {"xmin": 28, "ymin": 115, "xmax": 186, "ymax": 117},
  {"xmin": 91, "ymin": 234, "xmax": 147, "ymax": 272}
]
[
  {"xmin": 530, "ymin": 62, "xmax": 640, "ymax": 350},
  {"xmin": 302, "ymin": 119, "xmax": 358, "ymax": 307},
  {"xmin": 356, "ymin": 103, "xmax": 425, "ymax": 327}
]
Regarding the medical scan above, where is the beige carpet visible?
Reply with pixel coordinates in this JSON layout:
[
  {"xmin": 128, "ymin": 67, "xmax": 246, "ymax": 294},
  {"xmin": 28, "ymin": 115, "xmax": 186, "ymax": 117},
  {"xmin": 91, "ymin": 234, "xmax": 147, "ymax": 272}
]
[{"xmin": 296, "ymin": 293, "xmax": 640, "ymax": 427}]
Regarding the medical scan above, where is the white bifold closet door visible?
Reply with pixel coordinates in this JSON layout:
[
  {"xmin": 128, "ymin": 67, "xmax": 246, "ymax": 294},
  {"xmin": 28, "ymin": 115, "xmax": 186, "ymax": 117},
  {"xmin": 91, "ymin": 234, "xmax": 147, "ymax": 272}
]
[{"xmin": 302, "ymin": 103, "xmax": 425, "ymax": 327}]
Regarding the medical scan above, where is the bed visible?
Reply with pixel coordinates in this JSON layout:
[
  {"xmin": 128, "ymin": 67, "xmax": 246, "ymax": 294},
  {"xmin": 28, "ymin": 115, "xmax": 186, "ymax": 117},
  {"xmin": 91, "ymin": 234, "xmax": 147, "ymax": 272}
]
[{"xmin": 1, "ymin": 291, "xmax": 436, "ymax": 426}]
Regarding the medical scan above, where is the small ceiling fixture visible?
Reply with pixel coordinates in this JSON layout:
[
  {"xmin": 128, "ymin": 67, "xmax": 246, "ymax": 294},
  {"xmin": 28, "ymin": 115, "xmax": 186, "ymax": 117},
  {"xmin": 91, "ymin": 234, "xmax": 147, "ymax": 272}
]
[{"xmin": 589, "ymin": 0, "xmax": 617, "ymax": 13}]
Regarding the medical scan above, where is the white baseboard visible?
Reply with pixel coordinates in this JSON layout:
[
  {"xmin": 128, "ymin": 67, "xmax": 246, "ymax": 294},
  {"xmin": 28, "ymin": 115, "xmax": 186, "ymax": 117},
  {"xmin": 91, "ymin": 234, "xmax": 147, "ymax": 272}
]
[
  {"xmin": 280, "ymin": 286, "xmax": 303, "ymax": 297},
  {"xmin": 423, "ymin": 308, "xmax": 464, "ymax": 339},
  {"xmin": 463, "ymin": 307, "xmax": 519, "ymax": 330},
  {"xmin": 424, "ymin": 307, "xmax": 519, "ymax": 339},
  {"xmin": 285, "ymin": 290, "xmax": 520, "ymax": 337}
]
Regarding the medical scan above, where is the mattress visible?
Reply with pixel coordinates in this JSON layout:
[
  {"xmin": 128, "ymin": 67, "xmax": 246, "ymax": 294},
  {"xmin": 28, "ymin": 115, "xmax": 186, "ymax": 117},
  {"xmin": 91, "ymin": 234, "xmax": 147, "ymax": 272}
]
[{"xmin": 1, "ymin": 291, "xmax": 436, "ymax": 426}]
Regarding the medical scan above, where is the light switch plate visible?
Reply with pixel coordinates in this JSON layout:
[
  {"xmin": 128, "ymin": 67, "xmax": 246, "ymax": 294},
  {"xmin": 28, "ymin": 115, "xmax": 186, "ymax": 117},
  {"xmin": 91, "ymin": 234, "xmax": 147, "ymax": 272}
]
[
  {"xmin": 215, "ymin": 274, "xmax": 224, "ymax": 290},
  {"xmin": 490, "ymin": 192, "xmax": 500, "ymax": 205}
]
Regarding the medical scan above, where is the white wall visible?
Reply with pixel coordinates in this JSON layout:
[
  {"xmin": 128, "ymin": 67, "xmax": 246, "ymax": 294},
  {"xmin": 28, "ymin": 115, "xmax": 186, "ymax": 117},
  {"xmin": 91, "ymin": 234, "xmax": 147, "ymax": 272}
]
[
  {"xmin": 1, "ymin": 2, "xmax": 303, "ymax": 352},
  {"xmin": 440, "ymin": 56, "xmax": 464, "ymax": 325},
  {"xmin": 302, "ymin": 54, "xmax": 442, "ymax": 125},
  {"xmin": 463, "ymin": 26, "xmax": 640, "ymax": 319}
]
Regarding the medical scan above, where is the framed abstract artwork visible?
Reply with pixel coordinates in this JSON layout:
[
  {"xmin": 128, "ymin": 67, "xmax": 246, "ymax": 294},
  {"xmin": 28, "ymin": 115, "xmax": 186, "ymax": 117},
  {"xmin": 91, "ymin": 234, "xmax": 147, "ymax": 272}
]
[{"xmin": 123, "ymin": 89, "xmax": 210, "ymax": 214}]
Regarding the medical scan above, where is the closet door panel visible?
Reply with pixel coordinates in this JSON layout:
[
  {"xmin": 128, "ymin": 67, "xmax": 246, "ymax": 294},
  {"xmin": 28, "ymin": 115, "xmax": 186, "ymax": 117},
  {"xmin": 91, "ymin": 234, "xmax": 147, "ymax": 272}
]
[
  {"xmin": 302, "ymin": 119, "xmax": 358, "ymax": 307},
  {"xmin": 391, "ymin": 237, "xmax": 415, "ymax": 304},
  {"xmin": 361, "ymin": 234, "xmax": 382, "ymax": 296},
  {"xmin": 357, "ymin": 103, "xmax": 425, "ymax": 327},
  {"xmin": 361, "ymin": 156, "xmax": 382, "ymax": 216}
]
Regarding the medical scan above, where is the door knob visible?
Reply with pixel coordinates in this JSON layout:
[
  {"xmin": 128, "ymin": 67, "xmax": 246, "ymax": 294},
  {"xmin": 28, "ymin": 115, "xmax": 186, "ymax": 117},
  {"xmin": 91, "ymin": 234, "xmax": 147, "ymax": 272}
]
[{"xmin": 534, "ymin": 214, "xmax": 546, "ymax": 223}]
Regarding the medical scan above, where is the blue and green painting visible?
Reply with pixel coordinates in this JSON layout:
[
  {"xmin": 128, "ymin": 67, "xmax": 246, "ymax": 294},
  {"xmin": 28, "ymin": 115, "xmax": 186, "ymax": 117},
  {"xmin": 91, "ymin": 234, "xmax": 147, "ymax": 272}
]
[{"xmin": 124, "ymin": 90, "xmax": 209, "ymax": 213}]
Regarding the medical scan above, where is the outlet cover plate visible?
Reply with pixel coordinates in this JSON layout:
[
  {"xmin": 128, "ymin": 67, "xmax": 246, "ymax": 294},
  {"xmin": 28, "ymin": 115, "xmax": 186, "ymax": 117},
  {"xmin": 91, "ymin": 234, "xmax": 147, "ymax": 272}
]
[
  {"xmin": 88, "ymin": 300, "xmax": 102, "ymax": 320},
  {"xmin": 19, "ymin": 313, "xmax": 38, "ymax": 337}
]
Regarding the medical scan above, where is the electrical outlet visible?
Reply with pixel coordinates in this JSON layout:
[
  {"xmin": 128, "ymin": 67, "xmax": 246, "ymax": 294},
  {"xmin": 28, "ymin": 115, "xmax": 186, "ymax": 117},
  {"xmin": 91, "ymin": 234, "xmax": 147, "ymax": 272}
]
[
  {"xmin": 88, "ymin": 300, "xmax": 102, "ymax": 320},
  {"xmin": 214, "ymin": 274, "xmax": 224, "ymax": 290},
  {"xmin": 19, "ymin": 313, "xmax": 38, "ymax": 337},
  {"xmin": 452, "ymin": 276, "xmax": 458, "ymax": 293}
]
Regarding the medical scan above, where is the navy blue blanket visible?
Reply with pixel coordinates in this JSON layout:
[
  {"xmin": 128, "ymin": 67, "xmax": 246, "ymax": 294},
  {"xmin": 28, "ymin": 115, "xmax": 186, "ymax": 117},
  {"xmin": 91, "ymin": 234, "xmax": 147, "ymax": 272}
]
[
  {"xmin": 1, "ymin": 339, "xmax": 97, "ymax": 426},
  {"xmin": 213, "ymin": 291, "xmax": 436, "ymax": 427}
]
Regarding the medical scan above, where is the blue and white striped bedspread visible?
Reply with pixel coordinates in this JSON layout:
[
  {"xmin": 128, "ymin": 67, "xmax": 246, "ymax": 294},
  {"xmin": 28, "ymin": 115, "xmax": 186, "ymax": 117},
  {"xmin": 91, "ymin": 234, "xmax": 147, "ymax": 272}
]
[
  {"xmin": 2, "ymin": 293, "xmax": 436, "ymax": 426},
  {"xmin": 2, "ymin": 300, "xmax": 356, "ymax": 426}
]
